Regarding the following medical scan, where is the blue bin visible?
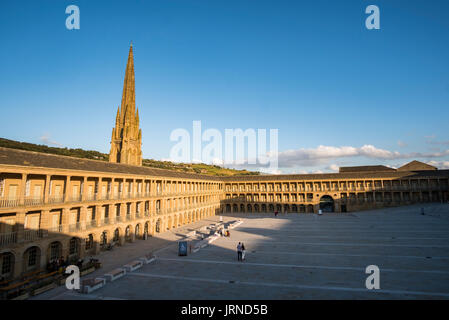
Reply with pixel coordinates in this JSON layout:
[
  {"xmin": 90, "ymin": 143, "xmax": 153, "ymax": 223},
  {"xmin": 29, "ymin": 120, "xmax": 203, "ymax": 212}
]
[{"xmin": 178, "ymin": 241, "xmax": 188, "ymax": 256}]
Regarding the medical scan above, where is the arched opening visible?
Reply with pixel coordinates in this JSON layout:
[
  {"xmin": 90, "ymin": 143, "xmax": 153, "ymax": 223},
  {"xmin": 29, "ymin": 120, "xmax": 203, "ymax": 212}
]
[
  {"xmin": 113, "ymin": 228, "xmax": 120, "ymax": 242},
  {"xmin": 100, "ymin": 231, "xmax": 108, "ymax": 250},
  {"xmin": 319, "ymin": 195, "xmax": 334, "ymax": 212},
  {"xmin": 254, "ymin": 204, "xmax": 259, "ymax": 212},
  {"xmin": 48, "ymin": 241, "xmax": 62, "ymax": 263},
  {"xmin": 0, "ymin": 251, "xmax": 15, "ymax": 280},
  {"xmin": 23, "ymin": 246, "xmax": 41, "ymax": 273},
  {"xmin": 85, "ymin": 234, "xmax": 94, "ymax": 253},
  {"xmin": 262, "ymin": 204, "xmax": 267, "ymax": 212},
  {"xmin": 240, "ymin": 204, "xmax": 245, "ymax": 212},
  {"xmin": 68, "ymin": 237, "xmax": 81, "ymax": 262},
  {"xmin": 292, "ymin": 204, "xmax": 298, "ymax": 213},
  {"xmin": 268, "ymin": 204, "xmax": 274, "ymax": 212},
  {"xmin": 125, "ymin": 225, "xmax": 132, "ymax": 242},
  {"xmin": 226, "ymin": 204, "xmax": 231, "ymax": 213},
  {"xmin": 156, "ymin": 219, "xmax": 162, "ymax": 233},
  {"xmin": 247, "ymin": 204, "xmax": 252, "ymax": 213},
  {"xmin": 135, "ymin": 224, "xmax": 141, "ymax": 239},
  {"xmin": 144, "ymin": 222, "xmax": 150, "ymax": 238},
  {"xmin": 233, "ymin": 204, "xmax": 238, "ymax": 212}
]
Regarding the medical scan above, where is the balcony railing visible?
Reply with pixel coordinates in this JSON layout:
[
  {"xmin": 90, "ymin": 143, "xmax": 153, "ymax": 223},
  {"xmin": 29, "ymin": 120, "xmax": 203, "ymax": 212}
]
[
  {"xmin": 23, "ymin": 229, "xmax": 46, "ymax": 241},
  {"xmin": 0, "ymin": 198, "xmax": 20, "ymax": 208},
  {"xmin": 24, "ymin": 197, "xmax": 44, "ymax": 206},
  {"xmin": 0, "ymin": 232, "xmax": 17, "ymax": 247},
  {"xmin": 48, "ymin": 195, "xmax": 65, "ymax": 204},
  {"xmin": 47, "ymin": 225, "xmax": 64, "ymax": 233},
  {"xmin": 68, "ymin": 223, "xmax": 83, "ymax": 232}
]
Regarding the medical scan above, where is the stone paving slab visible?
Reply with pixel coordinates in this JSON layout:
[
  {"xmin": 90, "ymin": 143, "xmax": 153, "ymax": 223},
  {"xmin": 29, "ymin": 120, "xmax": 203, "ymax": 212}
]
[{"xmin": 34, "ymin": 203, "xmax": 449, "ymax": 299}]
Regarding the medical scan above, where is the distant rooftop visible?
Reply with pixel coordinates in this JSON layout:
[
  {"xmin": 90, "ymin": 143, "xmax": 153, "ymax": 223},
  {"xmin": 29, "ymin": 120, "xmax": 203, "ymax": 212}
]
[{"xmin": 339, "ymin": 165, "xmax": 396, "ymax": 173}]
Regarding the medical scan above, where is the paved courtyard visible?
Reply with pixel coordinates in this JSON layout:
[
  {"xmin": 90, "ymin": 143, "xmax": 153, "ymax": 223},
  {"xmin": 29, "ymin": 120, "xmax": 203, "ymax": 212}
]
[{"xmin": 34, "ymin": 203, "xmax": 449, "ymax": 299}]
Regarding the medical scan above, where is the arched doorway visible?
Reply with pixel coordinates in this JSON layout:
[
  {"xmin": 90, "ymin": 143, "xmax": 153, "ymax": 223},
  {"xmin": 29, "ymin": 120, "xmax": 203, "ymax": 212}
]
[
  {"xmin": 125, "ymin": 226, "xmax": 132, "ymax": 242},
  {"xmin": 113, "ymin": 228, "xmax": 120, "ymax": 242},
  {"xmin": 156, "ymin": 218, "xmax": 162, "ymax": 233},
  {"xmin": 23, "ymin": 246, "xmax": 41, "ymax": 273},
  {"xmin": 48, "ymin": 241, "xmax": 62, "ymax": 263},
  {"xmin": 320, "ymin": 195, "xmax": 334, "ymax": 212},
  {"xmin": 144, "ymin": 222, "xmax": 150, "ymax": 238},
  {"xmin": 0, "ymin": 251, "xmax": 15, "ymax": 280},
  {"xmin": 68, "ymin": 237, "xmax": 81, "ymax": 262},
  {"xmin": 135, "ymin": 224, "xmax": 141, "ymax": 239},
  {"xmin": 100, "ymin": 231, "xmax": 108, "ymax": 250}
]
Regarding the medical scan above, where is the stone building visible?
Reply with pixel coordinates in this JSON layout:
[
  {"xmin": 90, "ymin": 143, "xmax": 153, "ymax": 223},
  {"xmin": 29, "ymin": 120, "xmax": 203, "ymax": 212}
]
[{"xmin": 0, "ymin": 45, "xmax": 448, "ymax": 283}]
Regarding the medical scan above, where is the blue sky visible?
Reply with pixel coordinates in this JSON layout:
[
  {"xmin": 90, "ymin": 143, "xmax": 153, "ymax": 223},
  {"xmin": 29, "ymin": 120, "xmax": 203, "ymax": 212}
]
[{"xmin": 0, "ymin": 0, "xmax": 448, "ymax": 173}]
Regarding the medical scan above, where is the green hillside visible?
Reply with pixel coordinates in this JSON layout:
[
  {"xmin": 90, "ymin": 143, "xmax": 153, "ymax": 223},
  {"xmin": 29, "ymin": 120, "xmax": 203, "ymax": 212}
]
[{"xmin": 0, "ymin": 137, "xmax": 259, "ymax": 177}]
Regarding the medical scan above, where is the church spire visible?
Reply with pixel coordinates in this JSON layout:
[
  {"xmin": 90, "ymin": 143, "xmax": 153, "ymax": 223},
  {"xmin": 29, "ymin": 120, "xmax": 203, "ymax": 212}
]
[
  {"xmin": 109, "ymin": 44, "xmax": 142, "ymax": 166},
  {"xmin": 120, "ymin": 43, "xmax": 136, "ymax": 123}
]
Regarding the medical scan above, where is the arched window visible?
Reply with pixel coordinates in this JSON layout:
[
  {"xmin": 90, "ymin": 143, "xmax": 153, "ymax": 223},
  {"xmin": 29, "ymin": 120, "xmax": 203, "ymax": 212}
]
[{"xmin": 85, "ymin": 234, "xmax": 94, "ymax": 250}]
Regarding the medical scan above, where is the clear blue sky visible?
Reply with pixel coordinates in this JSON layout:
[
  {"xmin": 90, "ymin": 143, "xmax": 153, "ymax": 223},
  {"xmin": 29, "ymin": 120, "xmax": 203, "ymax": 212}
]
[{"xmin": 1, "ymin": 0, "xmax": 448, "ymax": 173}]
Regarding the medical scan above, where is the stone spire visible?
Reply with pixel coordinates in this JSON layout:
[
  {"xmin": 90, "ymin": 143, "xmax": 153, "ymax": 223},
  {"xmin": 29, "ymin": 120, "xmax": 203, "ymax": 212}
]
[{"xmin": 109, "ymin": 44, "xmax": 142, "ymax": 166}]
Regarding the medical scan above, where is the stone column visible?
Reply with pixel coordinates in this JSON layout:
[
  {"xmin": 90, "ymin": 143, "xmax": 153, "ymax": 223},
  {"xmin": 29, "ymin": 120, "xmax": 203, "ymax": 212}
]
[
  {"xmin": 44, "ymin": 175, "xmax": 51, "ymax": 204},
  {"xmin": 79, "ymin": 206, "xmax": 87, "ymax": 230},
  {"xmin": 61, "ymin": 208, "xmax": 70, "ymax": 233},
  {"xmin": 81, "ymin": 176, "xmax": 87, "ymax": 201},
  {"xmin": 64, "ymin": 176, "xmax": 71, "ymax": 202},
  {"xmin": 19, "ymin": 173, "xmax": 27, "ymax": 205},
  {"xmin": 15, "ymin": 210, "xmax": 27, "ymax": 244}
]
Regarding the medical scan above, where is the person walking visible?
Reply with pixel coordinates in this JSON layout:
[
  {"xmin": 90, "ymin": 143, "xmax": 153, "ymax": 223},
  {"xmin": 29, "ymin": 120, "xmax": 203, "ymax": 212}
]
[
  {"xmin": 237, "ymin": 242, "xmax": 242, "ymax": 261},
  {"xmin": 241, "ymin": 243, "xmax": 246, "ymax": 261}
]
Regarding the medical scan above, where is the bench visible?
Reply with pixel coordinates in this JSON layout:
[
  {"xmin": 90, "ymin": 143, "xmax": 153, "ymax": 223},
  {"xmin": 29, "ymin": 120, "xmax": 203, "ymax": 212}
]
[
  {"xmin": 138, "ymin": 255, "xmax": 156, "ymax": 264},
  {"xmin": 81, "ymin": 278, "xmax": 106, "ymax": 294},
  {"xmin": 104, "ymin": 268, "xmax": 126, "ymax": 282},
  {"xmin": 208, "ymin": 235, "xmax": 219, "ymax": 244},
  {"xmin": 186, "ymin": 231, "xmax": 196, "ymax": 238},
  {"xmin": 229, "ymin": 220, "xmax": 243, "ymax": 229},
  {"xmin": 80, "ymin": 266, "xmax": 96, "ymax": 277},
  {"xmin": 31, "ymin": 282, "xmax": 57, "ymax": 296},
  {"xmin": 123, "ymin": 260, "xmax": 143, "ymax": 272}
]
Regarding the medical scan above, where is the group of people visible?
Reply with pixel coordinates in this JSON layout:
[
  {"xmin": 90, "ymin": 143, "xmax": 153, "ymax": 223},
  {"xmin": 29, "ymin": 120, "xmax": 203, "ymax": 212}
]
[
  {"xmin": 237, "ymin": 242, "xmax": 246, "ymax": 261},
  {"xmin": 218, "ymin": 228, "xmax": 230, "ymax": 237},
  {"xmin": 46, "ymin": 256, "xmax": 67, "ymax": 272}
]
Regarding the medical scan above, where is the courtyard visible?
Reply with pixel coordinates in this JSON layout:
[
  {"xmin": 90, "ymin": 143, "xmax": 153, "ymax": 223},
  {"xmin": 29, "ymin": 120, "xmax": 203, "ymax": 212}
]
[{"xmin": 34, "ymin": 203, "xmax": 449, "ymax": 300}]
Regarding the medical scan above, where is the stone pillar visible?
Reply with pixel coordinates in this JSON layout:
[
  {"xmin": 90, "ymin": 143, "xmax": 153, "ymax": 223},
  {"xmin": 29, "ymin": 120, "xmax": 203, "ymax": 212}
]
[
  {"xmin": 81, "ymin": 176, "xmax": 87, "ymax": 201},
  {"xmin": 61, "ymin": 208, "xmax": 70, "ymax": 233},
  {"xmin": 19, "ymin": 173, "xmax": 27, "ymax": 205},
  {"xmin": 44, "ymin": 175, "xmax": 51, "ymax": 204},
  {"xmin": 15, "ymin": 210, "xmax": 26, "ymax": 244},
  {"xmin": 64, "ymin": 176, "xmax": 71, "ymax": 202},
  {"xmin": 79, "ymin": 206, "xmax": 87, "ymax": 230}
]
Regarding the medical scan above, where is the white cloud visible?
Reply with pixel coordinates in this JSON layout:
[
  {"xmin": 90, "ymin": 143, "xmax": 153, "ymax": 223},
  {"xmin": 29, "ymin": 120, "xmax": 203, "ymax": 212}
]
[
  {"xmin": 326, "ymin": 164, "xmax": 339, "ymax": 172},
  {"xmin": 426, "ymin": 160, "xmax": 449, "ymax": 169},
  {"xmin": 276, "ymin": 144, "xmax": 449, "ymax": 167},
  {"xmin": 39, "ymin": 133, "xmax": 62, "ymax": 147}
]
